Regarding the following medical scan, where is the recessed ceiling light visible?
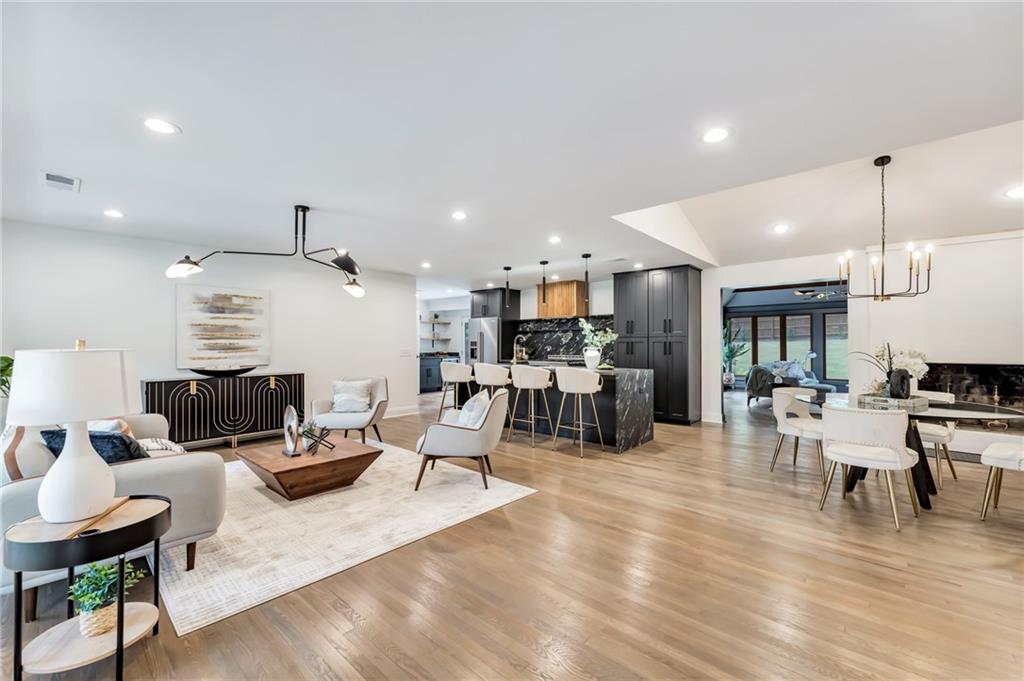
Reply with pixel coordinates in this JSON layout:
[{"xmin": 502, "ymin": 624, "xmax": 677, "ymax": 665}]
[
  {"xmin": 144, "ymin": 118, "xmax": 181, "ymax": 135},
  {"xmin": 548, "ymin": 235, "xmax": 561, "ymax": 244},
  {"xmin": 103, "ymin": 209, "xmax": 124, "ymax": 219},
  {"xmin": 633, "ymin": 262, "xmax": 644, "ymax": 269},
  {"xmin": 451, "ymin": 210, "xmax": 468, "ymax": 221},
  {"xmin": 551, "ymin": 274, "xmax": 560, "ymax": 280},
  {"xmin": 421, "ymin": 261, "xmax": 431, "ymax": 269},
  {"xmin": 773, "ymin": 223, "xmax": 790, "ymax": 234},
  {"xmin": 486, "ymin": 282, "xmax": 494, "ymax": 287},
  {"xmin": 702, "ymin": 127, "xmax": 729, "ymax": 143},
  {"xmin": 1006, "ymin": 185, "xmax": 1024, "ymax": 199},
  {"xmin": 446, "ymin": 289, "xmax": 454, "ymax": 293}
]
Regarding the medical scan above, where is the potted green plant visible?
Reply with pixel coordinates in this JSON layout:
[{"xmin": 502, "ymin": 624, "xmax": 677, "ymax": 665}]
[
  {"xmin": 68, "ymin": 562, "xmax": 145, "ymax": 637},
  {"xmin": 0, "ymin": 355, "xmax": 12, "ymax": 435},
  {"xmin": 577, "ymin": 318, "xmax": 618, "ymax": 369},
  {"xmin": 721, "ymin": 321, "xmax": 749, "ymax": 387}
]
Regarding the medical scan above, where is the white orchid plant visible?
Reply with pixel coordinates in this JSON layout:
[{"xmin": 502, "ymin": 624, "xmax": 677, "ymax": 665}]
[{"xmin": 851, "ymin": 342, "xmax": 929, "ymax": 394}]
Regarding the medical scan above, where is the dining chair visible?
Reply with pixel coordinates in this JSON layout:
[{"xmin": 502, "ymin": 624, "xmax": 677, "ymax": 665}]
[
  {"xmin": 979, "ymin": 442, "xmax": 1023, "ymax": 521},
  {"xmin": 913, "ymin": 387, "xmax": 958, "ymax": 488},
  {"xmin": 770, "ymin": 387, "xmax": 825, "ymax": 482},
  {"xmin": 819, "ymin": 404, "xmax": 919, "ymax": 530}
]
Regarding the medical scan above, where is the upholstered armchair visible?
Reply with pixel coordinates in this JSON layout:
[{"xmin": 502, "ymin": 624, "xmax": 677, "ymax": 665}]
[
  {"xmin": 414, "ymin": 389, "xmax": 509, "ymax": 490},
  {"xmin": 311, "ymin": 376, "xmax": 389, "ymax": 443}
]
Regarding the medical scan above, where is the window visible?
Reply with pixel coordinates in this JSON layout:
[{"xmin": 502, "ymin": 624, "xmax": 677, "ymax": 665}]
[
  {"xmin": 757, "ymin": 317, "xmax": 781, "ymax": 365},
  {"xmin": 785, "ymin": 315, "xmax": 812, "ymax": 366},
  {"xmin": 825, "ymin": 313, "xmax": 848, "ymax": 379},
  {"xmin": 728, "ymin": 317, "xmax": 753, "ymax": 378}
]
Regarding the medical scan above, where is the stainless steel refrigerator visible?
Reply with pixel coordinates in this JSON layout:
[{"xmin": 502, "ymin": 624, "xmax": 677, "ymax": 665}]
[{"xmin": 467, "ymin": 317, "xmax": 500, "ymax": 365}]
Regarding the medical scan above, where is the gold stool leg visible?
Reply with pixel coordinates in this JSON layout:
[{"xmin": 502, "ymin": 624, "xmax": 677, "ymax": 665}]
[
  {"xmin": 507, "ymin": 387, "xmax": 523, "ymax": 442},
  {"xmin": 883, "ymin": 470, "xmax": 901, "ymax": 531},
  {"xmin": 980, "ymin": 466, "xmax": 997, "ymax": 521},
  {"xmin": 943, "ymin": 444, "xmax": 958, "ymax": 480},
  {"xmin": 529, "ymin": 389, "xmax": 536, "ymax": 448},
  {"xmin": 818, "ymin": 460, "xmax": 838, "ymax": 510},
  {"xmin": 769, "ymin": 434, "xmax": 784, "ymax": 471},
  {"xmin": 841, "ymin": 464, "xmax": 849, "ymax": 499},
  {"xmin": 792, "ymin": 436, "xmax": 800, "ymax": 466},
  {"xmin": 540, "ymin": 389, "xmax": 555, "ymax": 436},
  {"xmin": 578, "ymin": 394, "xmax": 585, "ymax": 458},
  {"xmin": 904, "ymin": 468, "xmax": 920, "ymax": 517},
  {"xmin": 437, "ymin": 383, "xmax": 449, "ymax": 420},
  {"xmin": 551, "ymin": 394, "xmax": 567, "ymax": 450},
  {"xmin": 993, "ymin": 468, "xmax": 1004, "ymax": 508},
  {"xmin": 590, "ymin": 394, "xmax": 605, "ymax": 452},
  {"xmin": 815, "ymin": 440, "xmax": 825, "ymax": 483}
]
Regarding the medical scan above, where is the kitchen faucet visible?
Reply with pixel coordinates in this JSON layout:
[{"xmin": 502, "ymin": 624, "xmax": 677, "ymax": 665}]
[{"xmin": 513, "ymin": 334, "xmax": 528, "ymax": 364}]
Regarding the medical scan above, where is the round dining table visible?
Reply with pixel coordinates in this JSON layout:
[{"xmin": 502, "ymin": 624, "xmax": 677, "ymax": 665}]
[{"xmin": 796, "ymin": 394, "xmax": 1024, "ymax": 510}]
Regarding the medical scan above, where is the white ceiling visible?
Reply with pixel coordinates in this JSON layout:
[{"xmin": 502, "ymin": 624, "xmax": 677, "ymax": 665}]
[{"xmin": 3, "ymin": 3, "xmax": 1022, "ymax": 297}]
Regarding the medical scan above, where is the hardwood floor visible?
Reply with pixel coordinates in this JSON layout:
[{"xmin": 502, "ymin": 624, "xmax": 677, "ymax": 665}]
[{"xmin": 3, "ymin": 393, "xmax": 1021, "ymax": 680}]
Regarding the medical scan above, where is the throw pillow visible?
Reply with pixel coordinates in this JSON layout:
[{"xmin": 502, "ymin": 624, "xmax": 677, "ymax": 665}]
[
  {"xmin": 136, "ymin": 438, "xmax": 187, "ymax": 455},
  {"xmin": 457, "ymin": 391, "xmax": 491, "ymax": 428},
  {"xmin": 87, "ymin": 418, "xmax": 134, "ymax": 437},
  {"xmin": 332, "ymin": 379, "xmax": 373, "ymax": 412},
  {"xmin": 40, "ymin": 430, "xmax": 149, "ymax": 464}
]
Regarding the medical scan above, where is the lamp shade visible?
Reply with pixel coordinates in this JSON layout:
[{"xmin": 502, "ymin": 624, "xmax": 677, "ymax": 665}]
[
  {"xmin": 6, "ymin": 349, "xmax": 142, "ymax": 426},
  {"xmin": 331, "ymin": 252, "xmax": 361, "ymax": 276}
]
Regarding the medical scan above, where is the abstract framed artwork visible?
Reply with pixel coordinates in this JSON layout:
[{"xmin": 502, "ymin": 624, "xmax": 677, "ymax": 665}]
[{"xmin": 176, "ymin": 284, "xmax": 271, "ymax": 369}]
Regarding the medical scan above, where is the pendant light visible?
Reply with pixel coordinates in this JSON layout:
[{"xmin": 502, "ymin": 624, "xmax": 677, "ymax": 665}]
[
  {"xmin": 540, "ymin": 260, "xmax": 549, "ymax": 303},
  {"xmin": 582, "ymin": 253, "xmax": 591, "ymax": 303},
  {"xmin": 839, "ymin": 155, "xmax": 934, "ymax": 301},
  {"xmin": 503, "ymin": 266, "xmax": 512, "ymax": 307}
]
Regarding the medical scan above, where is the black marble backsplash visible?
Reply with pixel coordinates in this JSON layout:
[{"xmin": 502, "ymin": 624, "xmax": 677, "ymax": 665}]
[
  {"xmin": 513, "ymin": 315, "xmax": 615, "ymax": 363},
  {"xmin": 919, "ymin": 362, "xmax": 1023, "ymax": 431}
]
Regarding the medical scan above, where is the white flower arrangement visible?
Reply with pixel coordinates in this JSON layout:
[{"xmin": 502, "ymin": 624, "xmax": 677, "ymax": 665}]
[{"xmin": 852, "ymin": 342, "xmax": 929, "ymax": 383}]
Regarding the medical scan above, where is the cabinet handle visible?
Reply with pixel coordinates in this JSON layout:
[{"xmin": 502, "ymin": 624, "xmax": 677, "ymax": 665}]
[
  {"xmin": 663, "ymin": 319, "xmax": 667, "ymax": 333},
  {"xmin": 669, "ymin": 319, "xmax": 673, "ymax": 333}
]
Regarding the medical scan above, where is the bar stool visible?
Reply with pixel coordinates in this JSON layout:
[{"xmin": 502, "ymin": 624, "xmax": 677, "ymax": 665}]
[
  {"xmin": 552, "ymin": 367, "xmax": 605, "ymax": 457},
  {"xmin": 437, "ymin": 362, "xmax": 474, "ymax": 420},
  {"xmin": 473, "ymin": 363, "xmax": 513, "ymax": 427},
  {"xmin": 508, "ymin": 364, "xmax": 555, "ymax": 447}
]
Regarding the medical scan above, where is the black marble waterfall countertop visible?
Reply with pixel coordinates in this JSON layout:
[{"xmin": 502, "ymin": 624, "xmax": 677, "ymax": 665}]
[
  {"xmin": 497, "ymin": 363, "xmax": 654, "ymax": 453},
  {"xmin": 511, "ymin": 315, "xmax": 615, "ymax": 365}
]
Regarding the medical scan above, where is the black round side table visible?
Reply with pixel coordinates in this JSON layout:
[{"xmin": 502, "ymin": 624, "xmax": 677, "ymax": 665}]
[{"xmin": 3, "ymin": 495, "xmax": 171, "ymax": 681}]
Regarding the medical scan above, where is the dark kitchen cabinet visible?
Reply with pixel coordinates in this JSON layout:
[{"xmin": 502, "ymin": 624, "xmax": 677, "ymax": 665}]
[
  {"xmin": 471, "ymin": 288, "xmax": 520, "ymax": 319},
  {"xmin": 612, "ymin": 265, "xmax": 701, "ymax": 424},
  {"xmin": 420, "ymin": 357, "xmax": 444, "ymax": 392},
  {"xmin": 613, "ymin": 271, "xmax": 648, "ymax": 337}
]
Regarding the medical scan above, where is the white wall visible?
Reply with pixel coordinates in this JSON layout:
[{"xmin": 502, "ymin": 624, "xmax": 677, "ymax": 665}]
[
  {"xmin": 2, "ymin": 221, "xmax": 420, "ymax": 416},
  {"xmin": 700, "ymin": 230, "xmax": 1024, "ymax": 424},
  {"xmin": 519, "ymin": 279, "xmax": 613, "ymax": 319}
]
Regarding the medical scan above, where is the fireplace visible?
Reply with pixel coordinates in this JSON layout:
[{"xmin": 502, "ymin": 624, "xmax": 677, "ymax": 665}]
[{"xmin": 918, "ymin": 363, "xmax": 1024, "ymax": 431}]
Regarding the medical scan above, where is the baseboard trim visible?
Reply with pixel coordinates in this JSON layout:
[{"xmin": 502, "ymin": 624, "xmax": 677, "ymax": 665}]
[{"xmin": 701, "ymin": 412, "xmax": 724, "ymax": 424}]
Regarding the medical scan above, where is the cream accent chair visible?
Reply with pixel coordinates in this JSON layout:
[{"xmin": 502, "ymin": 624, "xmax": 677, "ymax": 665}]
[
  {"xmin": 552, "ymin": 367, "xmax": 605, "ymax": 457},
  {"xmin": 1, "ymin": 414, "xmax": 226, "ymax": 621},
  {"xmin": 819, "ymin": 405, "xmax": 919, "ymax": 530},
  {"xmin": 437, "ymin": 363, "xmax": 474, "ymax": 420},
  {"xmin": 311, "ymin": 377, "xmax": 389, "ymax": 443},
  {"xmin": 508, "ymin": 365, "xmax": 554, "ymax": 447},
  {"xmin": 912, "ymin": 386, "xmax": 958, "ymax": 488},
  {"xmin": 415, "ymin": 389, "xmax": 509, "ymax": 490},
  {"xmin": 979, "ymin": 442, "xmax": 1023, "ymax": 521},
  {"xmin": 770, "ymin": 387, "xmax": 825, "ymax": 482}
]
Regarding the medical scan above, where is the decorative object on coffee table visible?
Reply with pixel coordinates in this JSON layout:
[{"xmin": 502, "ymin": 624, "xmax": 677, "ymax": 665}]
[
  {"xmin": 5, "ymin": 344, "xmax": 142, "ymax": 523},
  {"xmin": 282, "ymin": 405, "xmax": 305, "ymax": 457},
  {"xmin": 3, "ymin": 495, "xmax": 171, "ymax": 681},
  {"xmin": 301, "ymin": 421, "xmax": 334, "ymax": 454},
  {"xmin": 236, "ymin": 435, "xmax": 383, "ymax": 500}
]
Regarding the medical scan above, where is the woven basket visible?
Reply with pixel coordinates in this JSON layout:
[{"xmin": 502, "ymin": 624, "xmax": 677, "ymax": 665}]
[{"xmin": 79, "ymin": 603, "xmax": 117, "ymax": 637}]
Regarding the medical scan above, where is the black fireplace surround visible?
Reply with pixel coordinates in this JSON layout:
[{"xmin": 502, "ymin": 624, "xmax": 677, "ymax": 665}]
[{"xmin": 918, "ymin": 362, "xmax": 1023, "ymax": 431}]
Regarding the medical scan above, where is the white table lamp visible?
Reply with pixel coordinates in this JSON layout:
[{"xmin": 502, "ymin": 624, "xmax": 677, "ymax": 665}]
[{"xmin": 6, "ymin": 347, "xmax": 141, "ymax": 522}]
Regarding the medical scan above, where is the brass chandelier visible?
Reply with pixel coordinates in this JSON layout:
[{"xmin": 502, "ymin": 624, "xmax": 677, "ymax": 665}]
[{"xmin": 837, "ymin": 155, "xmax": 934, "ymax": 301}]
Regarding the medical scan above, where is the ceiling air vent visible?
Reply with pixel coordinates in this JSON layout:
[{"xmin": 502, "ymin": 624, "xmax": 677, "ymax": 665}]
[{"xmin": 43, "ymin": 172, "xmax": 81, "ymax": 192}]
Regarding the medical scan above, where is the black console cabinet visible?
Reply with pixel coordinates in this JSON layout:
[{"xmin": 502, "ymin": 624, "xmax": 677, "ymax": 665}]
[
  {"xmin": 614, "ymin": 266, "xmax": 701, "ymax": 424},
  {"xmin": 143, "ymin": 373, "xmax": 304, "ymax": 447}
]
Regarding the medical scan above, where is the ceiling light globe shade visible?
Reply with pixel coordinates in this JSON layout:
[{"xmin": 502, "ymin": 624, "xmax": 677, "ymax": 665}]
[
  {"xmin": 1005, "ymin": 186, "xmax": 1024, "ymax": 199},
  {"xmin": 330, "ymin": 252, "xmax": 361, "ymax": 276},
  {"xmin": 144, "ymin": 118, "xmax": 181, "ymax": 135},
  {"xmin": 702, "ymin": 127, "xmax": 730, "ymax": 143},
  {"xmin": 343, "ymin": 279, "xmax": 366, "ymax": 298},
  {"xmin": 165, "ymin": 256, "xmax": 203, "ymax": 278},
  {"xmin": 772, "ymin": 224, "xmax": 790, "ymax": 234}
]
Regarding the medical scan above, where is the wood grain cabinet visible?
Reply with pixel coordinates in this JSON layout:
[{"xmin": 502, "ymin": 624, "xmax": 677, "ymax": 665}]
[
  {"xmin": 536, "ymin": 280, "xmax": 588, "ymax": 319},
  {"xmin": 613, "ymin": 266, "xmax": 701, "ymax": 424}
]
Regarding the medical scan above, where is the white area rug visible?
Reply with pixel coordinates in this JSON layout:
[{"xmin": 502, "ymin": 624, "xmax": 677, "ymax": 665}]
[{"xmin": 153, "ymin": 442, "xmax": 536, "ymax": 635}]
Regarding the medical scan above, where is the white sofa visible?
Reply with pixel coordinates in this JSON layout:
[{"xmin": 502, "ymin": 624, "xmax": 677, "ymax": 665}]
[
  {"xmin": 1, "ymin": 413, "xmax": 226, "ymax": 621},
  {"xmin": 311, "ymin": 376, "xmax": 389, "ymax": 442}
]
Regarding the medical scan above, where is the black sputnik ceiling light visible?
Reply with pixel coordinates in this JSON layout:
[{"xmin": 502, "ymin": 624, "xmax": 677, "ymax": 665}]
[
  {"xmin": 582, "ymin": 253, "xmax": 591, "ymax": 303},
  {"xmin": 540, "ymin": 260, "xmax": 549, "ymax": 303},
  {"xmin": 165, "ymin": 205, "xmax": 366, "ymax": 297},
  {"xmin": 503, "ymin": 266, "xmax": 512, "ymax": 307}
]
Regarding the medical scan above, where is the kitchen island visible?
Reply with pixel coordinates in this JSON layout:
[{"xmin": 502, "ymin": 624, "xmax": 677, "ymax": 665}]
[{"xmin": 498, "ymin": 363, "xmax": 653, "ymax": 453}]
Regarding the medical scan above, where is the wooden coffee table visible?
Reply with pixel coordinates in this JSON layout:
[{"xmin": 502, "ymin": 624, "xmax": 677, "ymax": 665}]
[{"xmin": 235, "ymin": 437, "xmax": 384, "ymax": 500}]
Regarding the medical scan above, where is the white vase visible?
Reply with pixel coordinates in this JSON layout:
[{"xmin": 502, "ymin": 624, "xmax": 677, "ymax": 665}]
[
  {"xmin": 583, "ymin": 347, "xmax": 601, "ymax": 370},
  {"xmin": 37, "ymin": 420, "xmax": 115, "ymax": 523}
]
